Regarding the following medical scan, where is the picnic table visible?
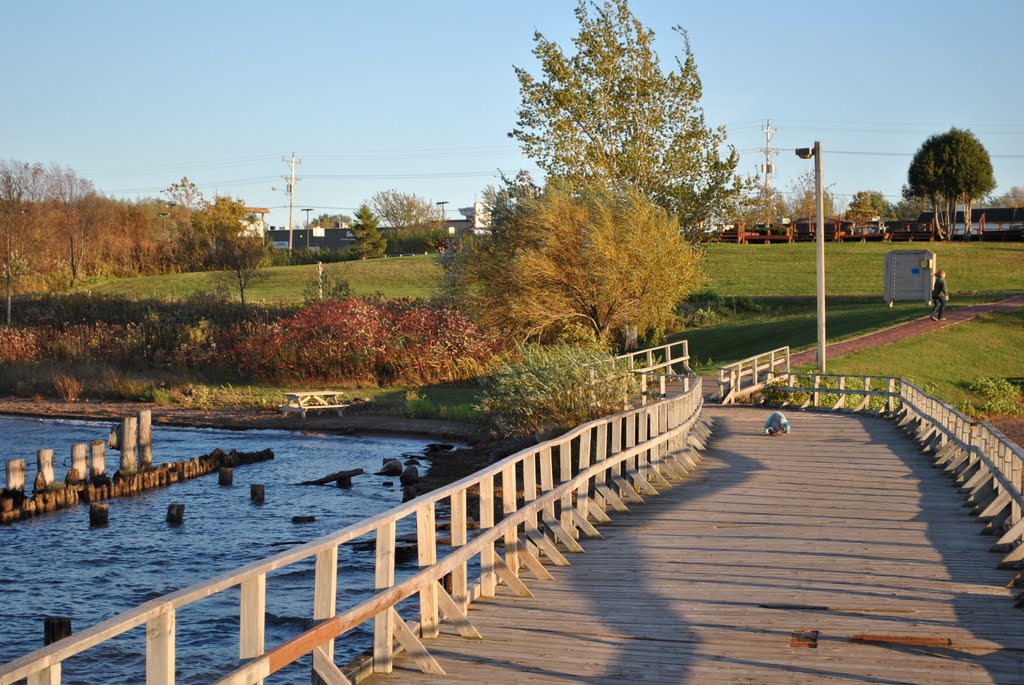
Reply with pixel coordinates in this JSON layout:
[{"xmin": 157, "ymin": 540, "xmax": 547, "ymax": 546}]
[{"xmin": 278, "ymin": 391, "xmax": 350, "ymax": 418}]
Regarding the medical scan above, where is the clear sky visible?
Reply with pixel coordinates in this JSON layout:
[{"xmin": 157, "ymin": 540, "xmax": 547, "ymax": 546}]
[{"xmin": 5, "ymin": 0, "xmax": 1023, "ymax": 227}]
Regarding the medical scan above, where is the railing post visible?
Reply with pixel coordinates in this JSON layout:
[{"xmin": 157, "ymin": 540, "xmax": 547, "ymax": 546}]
[
  {"xmin": 577, "ymin": 429, "xmax": 593, "ymax": 522},
  {"xmin": 313, "ymin": 545, "xmax": 339, "ymax": 667},
  {"xmin": 539, "ymin": 446, "xmax": 555, "ymax": 519},
  {"xmin": 240, "ymin": 573, "xmax": 266, "ymax": 677},
  {"xmin": 501, "ymin": 462, "xmax": 520, "ymax": 575},
  {"xmin": 559, "ymin": 438, "xmax": 576, "ymax": 537},
  {"xmin": 450, "ymin": 490, "xmax": 469, "ymax": 613},
  {"xmin": 887, "ymin": 378, "xmax": 896, "ymax": 415},
  {"xmin": 373, "ymin": 521, "xmax": 396, "ymax": 673},
  {"xmin": 416, "ymin": 503, "xmax": 439, "ymax": 639},
  {"xmin": 478, "ymin": 475, "xmax": 496, "ymax": 597},
  {"xmin": 145, "ymin": 604, "xmax": 175, "ymax": 685}
]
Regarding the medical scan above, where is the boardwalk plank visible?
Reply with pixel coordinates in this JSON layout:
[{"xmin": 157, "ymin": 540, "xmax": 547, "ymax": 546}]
[{"xmin": 359, "ymin": 407, "xmax": 1024, "ymax": 684}]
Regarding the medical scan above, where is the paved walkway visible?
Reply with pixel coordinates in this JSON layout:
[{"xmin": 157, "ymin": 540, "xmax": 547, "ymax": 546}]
[
  {"xmin": 363, "ymin": 406, "xmax": 1024, "ymax": 684},
  {"xmin": 788, "ymin": 294, "xmax": 1024, "ymax": 367}
]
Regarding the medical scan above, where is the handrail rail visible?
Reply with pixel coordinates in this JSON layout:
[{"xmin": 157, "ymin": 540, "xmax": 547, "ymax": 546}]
[
  {"xmin": 717, "ymin": 346, "xmax": 790, "ymax": 404},
  {"xmin": 0, "ymin": 359, "xmax": 705, "ymax": 685}
]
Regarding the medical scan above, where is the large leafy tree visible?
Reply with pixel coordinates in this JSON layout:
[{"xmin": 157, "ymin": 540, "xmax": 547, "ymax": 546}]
[
  {"xmin": 906, "ymin": 128, "xmax": 995, "ymax": 239},
  {"xmin": 510, "ymin": 0, "xmax": 742, "ymax": 237},
  {"xmin": 989, "ymin": 186, "xmax": 1024, "ymax": 208},
  {"xmin": 0, "ymin": 160, "xmax": 46, "ymax": 324},
  {"xmin": 845, "ymin": 190, "xmax": 895, "ymax": 222},
  {"xmin": 48, "ymin": 164, "xmax": 98, "ymax": 285},
  {"xmin": 351, "ymin": 204, "xmax": 386, "ymax": 259},
  {"xmin": 198, "ymin": 196, "xmax": 267, "ymax": 312},
  {"xmin": 787, "ymin": 170, "xmax": 837, "ymax": 221},
  {"xmin": 453, "ymin": 181, "xmax": 704, "ymax": 345}
]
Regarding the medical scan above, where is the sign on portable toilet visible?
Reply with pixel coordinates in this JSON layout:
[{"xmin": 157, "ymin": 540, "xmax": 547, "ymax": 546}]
[{"xmin": 884, "ymin": 250, "xmax": 936, "ymax": 307}]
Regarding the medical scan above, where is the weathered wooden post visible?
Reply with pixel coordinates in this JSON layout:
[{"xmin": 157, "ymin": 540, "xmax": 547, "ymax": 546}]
[
  {"xmin": 36, "ymin": 449, "xmax": 55, "ymax": 492},
  {"xmin": 90, "ymin": 440, "xmax": 106, "ymax": 478},
  {"xmin": 138, "ymin": 409, "xmax": 152, "ymax": 470},
  {"xmin": 89, "ymin": 503, "xmax": 109, "ymax": 527},
  {"xmin": 6, "ymin": 459, "xmax": 25, "ymax": 494},
  {"xmin": 166, "ymin": 504, "xmax": 184, "ymax": 525},
  {"xmin": 44, "ymin": 616, "xmax": 72, "ymax": 645},
  {"xmin": 71, "ymin": 444, "xmax": 88, "ymax": 481},
  {"xmin": 120, "ymin": 416, "xmax": 138, "ymax": 473},
  {"xmin": 218, "ymin": 468, "xmax": 233, "ymax": 486},
  {"xmin": 250, "ymin": 484, "xmax": 265, "ymax": 503}
]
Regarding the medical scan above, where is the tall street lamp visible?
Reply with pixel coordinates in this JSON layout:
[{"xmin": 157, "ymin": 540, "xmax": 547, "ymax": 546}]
[
  {"xmin": 302, "ymin": 208, "xmax": 313, "ymax": 248},
  {"xmin": 795, "ymin": 141, "xmax": 826, "ymax": 372}
]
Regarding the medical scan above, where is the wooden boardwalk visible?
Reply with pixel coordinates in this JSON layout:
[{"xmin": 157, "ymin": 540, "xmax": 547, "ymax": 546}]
[{"xmin": 363, "ymin": 406, "xmax": 1024, "ymax": 684}]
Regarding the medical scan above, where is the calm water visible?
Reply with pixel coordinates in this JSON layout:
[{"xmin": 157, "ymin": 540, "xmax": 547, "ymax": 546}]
[{"xmin": 0, "ymin": 415, "xmax": 448, "ymax": 684}]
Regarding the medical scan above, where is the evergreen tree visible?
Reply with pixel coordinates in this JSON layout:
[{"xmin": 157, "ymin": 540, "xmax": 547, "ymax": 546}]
[{"xmin": 351, "ymin": 204, "xmax": 386, "ymax": 259}]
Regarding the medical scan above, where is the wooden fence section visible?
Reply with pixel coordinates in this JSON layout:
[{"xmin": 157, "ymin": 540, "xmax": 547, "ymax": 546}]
[
  {"xmin": 365, "ymin": 406, "xmax": 1024, "ymax": 685},
  {"xmin": 716, "ymin": 346, "xmax": 790, "ymax": 404},
  {"xmin": 0, "ymin": 374, "xmax": 707, "ymax": 685}
]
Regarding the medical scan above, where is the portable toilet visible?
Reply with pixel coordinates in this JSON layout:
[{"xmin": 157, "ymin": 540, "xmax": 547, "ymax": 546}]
[{"xmin": 884, "ymin": 249, "xmax": 936, "ymax": 306}]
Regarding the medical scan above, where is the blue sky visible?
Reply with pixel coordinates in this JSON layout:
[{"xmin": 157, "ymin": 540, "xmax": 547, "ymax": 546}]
[{"xmin": 4, "ymin": 0, "xmax": 1023, "ymax": 227}]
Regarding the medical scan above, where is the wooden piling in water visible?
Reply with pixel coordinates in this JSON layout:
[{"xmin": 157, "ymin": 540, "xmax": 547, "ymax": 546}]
[
  {"xmin": 36, "ymin": 449, "xmax": 55, "ymax": 492},
  {"xmin": 120, "ymin": 416, "xmax": 138, "ymax": 473},
  {"xmin": 219, "ymin": 468, "xmax": 233, "ymax": 486},
  {"xmin": 44, "ymin": 616, "xmax": 72, "ymax": 646},
  {"xmin": 138, "ymin": 410, "xmax": 152, "ymax": 469},
  {"xmin": 70, "ymin": 444, "xmax": 87, "ymax": 482},
  {"xmin": 166, "ymin": 503, "xmax": 185, "ymax": 525},
  {"xmin": 90, "ymin": 440, "xmax": 106, "ymax": 478},
  {"xmin": 251, "ymin": 484, "xmax": 265, "ymax": 503},
  {"xmin": 89, "ymin": 503, "xmax": 108, "ymax": 527},
  {"xmin": 6, "ymin": 459, "xmax": 25, "ymax": 492}
]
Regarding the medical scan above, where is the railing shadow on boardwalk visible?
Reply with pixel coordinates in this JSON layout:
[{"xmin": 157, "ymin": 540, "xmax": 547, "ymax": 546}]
[{"xmin": 530, "ymin": 407, "xmax": 1022, "ymax": 684}]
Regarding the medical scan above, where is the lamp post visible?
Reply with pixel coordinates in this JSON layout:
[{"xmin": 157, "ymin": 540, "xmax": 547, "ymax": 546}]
[
  {"xmin": 302, "ymin": 208, "xmax": 313, "ymax": 248},
  {"xmin": 795, "ymin": 141, "xmax": 826, "ymax": 372}
]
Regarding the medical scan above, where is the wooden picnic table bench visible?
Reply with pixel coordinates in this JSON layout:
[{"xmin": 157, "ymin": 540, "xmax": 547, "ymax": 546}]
[{"xmin": 279, "ymin": 391, "xmax": 350, "ymax": 418}]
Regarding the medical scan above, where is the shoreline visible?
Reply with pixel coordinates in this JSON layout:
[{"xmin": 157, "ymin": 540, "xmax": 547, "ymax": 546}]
[{"xmin": 0, "ymin": 397, "xmax": 529, "ymax": 496}]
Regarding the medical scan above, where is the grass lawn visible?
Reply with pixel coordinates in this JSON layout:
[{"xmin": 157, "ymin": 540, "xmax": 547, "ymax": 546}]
[
  {"xmin": 822, "ymin": 308, "xmax": 1024, "ymax": 413},
  {"xmin": 703, "ymin": 242, "xmax": 1023, "ymax": 297},
  {"xmin": 82, "ymin": 255, "xmax": 444, "ymax": 300},
  {"xmin": 81, "ymin": 243, "xmax": 1023, "ymax": 304},
  {"xmin": 673, "ymin": 295, "xmax": 1002, "ymax": 372}
]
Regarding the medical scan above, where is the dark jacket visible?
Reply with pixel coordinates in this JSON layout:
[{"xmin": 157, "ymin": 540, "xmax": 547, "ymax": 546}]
[{"xmin": 932, "ymin": 276, "xmax": 948, "ymax": 299}]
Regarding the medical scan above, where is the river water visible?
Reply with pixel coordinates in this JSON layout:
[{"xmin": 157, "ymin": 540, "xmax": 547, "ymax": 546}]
[{"xmin": 0, "ymin": 415, "xmax": 448, "ymax": 684}]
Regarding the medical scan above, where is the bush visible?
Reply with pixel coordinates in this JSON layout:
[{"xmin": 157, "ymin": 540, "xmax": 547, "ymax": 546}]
[
  {"xmin": 969, "ymin": 377, "xmax": 1023, "ymax": 415},
  {"xmin": 232, "ymin": 297, "xmax": 501, "ymax": 386},
  {"xmin": 677, "ymin": 289, "xmax": 763, "ymax": 328},
  {"xmin": 52, "ymin": 373, "xmax": 83, "ymax": 402},
  {"xmin": 476, "ymin": 344, "xmax": 640, "ymax": 438}
]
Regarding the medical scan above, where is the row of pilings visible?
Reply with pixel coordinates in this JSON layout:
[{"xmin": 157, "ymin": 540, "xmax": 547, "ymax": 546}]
[{"xmin": 0, "ymin": 410, "xmax": 274, "ymax": 524}]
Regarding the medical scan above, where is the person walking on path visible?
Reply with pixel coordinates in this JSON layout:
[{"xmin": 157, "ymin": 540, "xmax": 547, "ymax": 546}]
[{"xmin": 930, "ymin": 269, "xmax": 950, "ymax": 321}]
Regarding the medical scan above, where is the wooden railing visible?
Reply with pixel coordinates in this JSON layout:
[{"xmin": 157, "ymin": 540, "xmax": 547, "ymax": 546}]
[
  {"xmin": 0, "ymin": 372, "xmax": 707, "ymax": 685},
  {"xmin": 757, "ymin": 371, "xmax": 901, "ymax": 414},
  {"xmin": 716, "ymin": 346, "xmax": 789, "ymax": 404},
  {"xmin": 897, "ymin": 380, "xmax": 1024, "ymax": 573},
  {"xmin": 742, "ymin": 361, "xmax": 1024, "ymax": 587},
  {"xmin": 615, "ymin": 340, "xmax": 692, "ymax": 401}
]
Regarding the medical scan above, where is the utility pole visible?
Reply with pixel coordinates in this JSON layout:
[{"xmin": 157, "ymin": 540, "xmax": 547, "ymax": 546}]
[
  {"xmin": 282, "ymin": 152, "xmax": 301, "ymax": 257},
  {"xmin": 760, "ymin": 120, "xmax": 779, "ymax": 195}
]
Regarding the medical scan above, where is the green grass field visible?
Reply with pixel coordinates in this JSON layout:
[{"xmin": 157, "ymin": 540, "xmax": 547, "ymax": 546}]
[
  {"xmin": 82, "ymin": 243, "xmax": 1022, "ymax": 303},
  {"xmin": 824, "ymin": 309, "xmax": 1024, "ymax": 414},
  {"xmin": 702, "ymin": 242, "xmax": 1023, "ymax": 297},
  {"xmin": 82, "ymin": 255, "xmax": 444, "ymax": 300}
]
